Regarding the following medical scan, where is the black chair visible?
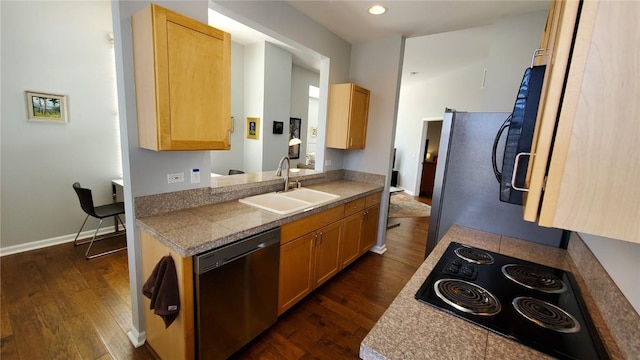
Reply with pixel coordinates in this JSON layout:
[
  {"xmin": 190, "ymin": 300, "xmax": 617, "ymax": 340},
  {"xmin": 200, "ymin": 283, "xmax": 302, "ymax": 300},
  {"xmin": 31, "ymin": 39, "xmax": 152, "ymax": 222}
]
[
  {"xmin": 228, "ymin": 169, "xmax": 245, "ymax": 175},
  {"xmin": 72, "ymin": 182, "xmax": 126, "ymax": 259}
]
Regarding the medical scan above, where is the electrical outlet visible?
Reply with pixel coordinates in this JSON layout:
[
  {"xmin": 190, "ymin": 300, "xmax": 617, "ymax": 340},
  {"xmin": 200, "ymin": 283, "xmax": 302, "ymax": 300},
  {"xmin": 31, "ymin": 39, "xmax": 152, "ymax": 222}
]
[
  {"xmin": 167, "ymin": 172, "xmax": 184, "ymax": 184},
  {"xmin": 191, "ymin": 168, "xmax": 200, "ymax": 184},
  {"xmin": 325, "ymin": 159, "xmax": 332, "ymax": 166}
]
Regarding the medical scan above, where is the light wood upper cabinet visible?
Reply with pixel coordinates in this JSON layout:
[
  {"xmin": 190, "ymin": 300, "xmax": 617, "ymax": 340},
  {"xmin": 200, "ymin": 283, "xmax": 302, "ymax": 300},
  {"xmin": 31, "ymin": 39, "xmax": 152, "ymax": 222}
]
[
  {"xmin": 132, "ymin": 3, "xmax": 231, "ymax": 151},
  {"xmin": 326, "ymin": 83, "xmax": 370, "ymax": 149},
  {"xmin": 524, "ymin": 0, "xmax": 640, "ymax": 243}
]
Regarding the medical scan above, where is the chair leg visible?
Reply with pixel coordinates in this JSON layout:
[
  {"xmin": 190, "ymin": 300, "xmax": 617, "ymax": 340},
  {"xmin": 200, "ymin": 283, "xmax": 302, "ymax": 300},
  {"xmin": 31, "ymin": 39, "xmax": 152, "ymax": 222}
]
[
  {"xmin": 74, "ymin": 215, "xmax": 91, "ymax": 246},
  {"xmin": 84, "ymin": 218, "xmax": 128, "ymax": 260}
]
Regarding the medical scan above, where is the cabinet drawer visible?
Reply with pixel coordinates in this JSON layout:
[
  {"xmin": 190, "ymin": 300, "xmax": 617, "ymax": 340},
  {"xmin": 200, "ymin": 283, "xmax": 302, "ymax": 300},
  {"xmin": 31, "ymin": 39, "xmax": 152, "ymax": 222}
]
[
  {"xmin": 365, "ymin": 192, "xmax": 381, "ymax": 208},
  {"xmin": 344, "ymin": 198, "xmax": 365, "ymax": 217},
  {"xmin": 281, "ymin": 205, "xmax": 344, "ymax": 245}
]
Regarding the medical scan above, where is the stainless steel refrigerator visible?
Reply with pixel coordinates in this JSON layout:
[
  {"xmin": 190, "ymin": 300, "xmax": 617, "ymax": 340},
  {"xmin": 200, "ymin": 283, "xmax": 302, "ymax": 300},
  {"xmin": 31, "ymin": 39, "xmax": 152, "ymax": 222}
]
[{"xmin": 426, "ymin": 110, "xmax": 563, "ymax": 253}]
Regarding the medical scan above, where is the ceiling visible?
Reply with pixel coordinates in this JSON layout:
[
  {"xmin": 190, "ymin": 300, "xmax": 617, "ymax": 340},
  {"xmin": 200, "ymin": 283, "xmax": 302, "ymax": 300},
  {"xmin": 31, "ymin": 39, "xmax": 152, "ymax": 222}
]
[
  {"xmin": 285, "ymin": 1, "xmax": 550, "ymax": 45},
  {"xmin": 210, "ymin": 1, "xmax": 550, "ymax": 73}
]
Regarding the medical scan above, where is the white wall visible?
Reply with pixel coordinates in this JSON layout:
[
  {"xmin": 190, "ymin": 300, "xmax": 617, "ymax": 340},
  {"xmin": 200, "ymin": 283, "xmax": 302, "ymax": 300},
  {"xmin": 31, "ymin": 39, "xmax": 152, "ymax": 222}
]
[
  {"xmin": 347, "ymin": 35, "xmax": 405, "ymax": 249},
  {"xmin": 243, "ymin": 42, "xmax": 266, "ymax": 173},
  {"xmin": 581, "ymin": 233, "xmax": 640, "ymax": 314},
  {"xmin": 209, "ymin": 0, "xmax": 352, "ymax": 172},
  {"xmin": 262, "ymin": 42, "xmax": 292, "ymax": 170},
  {"xmin": 481, "ymin": 11, "xmax": 550, "ymax": 111},
  {"xmin": 344, "ymin": 36, "xmax": 404, "ymax": 177},
  {"xmin": 1, "ymin": 1, "xmax": 121, "ymax": 250},
  {"xmin": 112, "ymin": 0, "xmax": 212, "ymax": 345},
  {"xmin": 395, "ymin": 10, "xmax": 548, "ymax": 195},
  {"xmin": 211, "ymin": 43, "xmax": 319, "ymax": 173},
  {"xmin": 210, "ymin": 41, "xmax": 245, "ymax": 175},
  {"xmin": 290, "ymin": 66, "xmax": 320, "ymax": 168}
]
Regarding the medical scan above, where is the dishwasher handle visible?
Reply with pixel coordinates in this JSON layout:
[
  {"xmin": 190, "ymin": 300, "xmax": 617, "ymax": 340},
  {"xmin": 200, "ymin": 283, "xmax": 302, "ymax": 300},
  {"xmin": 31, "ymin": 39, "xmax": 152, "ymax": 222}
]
[
  {"xmin": 224, "ymin": 242, "xmax": 267, "ymax": 264},
  {"xmin": 194, "ymin": 227, "xmax": 280, "ymax": 274}
]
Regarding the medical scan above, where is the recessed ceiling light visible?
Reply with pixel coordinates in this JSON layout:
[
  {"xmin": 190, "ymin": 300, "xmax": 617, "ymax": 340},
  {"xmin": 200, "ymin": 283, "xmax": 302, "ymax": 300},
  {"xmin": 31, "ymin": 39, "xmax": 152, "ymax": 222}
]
[{"xmin": 368, "ymin": 5, "xmax": 387, "ymax": 15}]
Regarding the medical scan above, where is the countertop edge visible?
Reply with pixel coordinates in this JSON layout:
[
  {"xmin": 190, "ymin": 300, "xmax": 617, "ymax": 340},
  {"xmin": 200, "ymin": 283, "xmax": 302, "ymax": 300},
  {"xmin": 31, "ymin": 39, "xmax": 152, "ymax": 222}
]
[
  {"xmin": 136, "ymin": 180, "xmax": 384, "ymax": 257},
  {"xmin": 359, "ymin": 225, "xmax": 621, "ymax": 360}
]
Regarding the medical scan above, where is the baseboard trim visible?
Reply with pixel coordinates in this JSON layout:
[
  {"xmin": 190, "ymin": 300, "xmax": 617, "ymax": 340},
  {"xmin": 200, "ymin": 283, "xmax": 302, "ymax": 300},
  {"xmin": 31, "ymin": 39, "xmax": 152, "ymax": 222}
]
[
  {"xmin": 0, "ymin": 225, "xmax": 122, "ymax": 257},
  {"xmin": 127, "ymin": 327, "xmax": 146, "ymax": 348},
  {"xmin": 370, "ymin": 244, "xmax": 387, "ymax": 254}
]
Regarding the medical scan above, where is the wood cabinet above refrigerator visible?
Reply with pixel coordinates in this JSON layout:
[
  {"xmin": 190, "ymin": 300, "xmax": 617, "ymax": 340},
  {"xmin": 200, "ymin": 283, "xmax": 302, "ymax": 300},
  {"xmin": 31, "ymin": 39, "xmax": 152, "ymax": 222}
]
[
  {"xmin": 132, "ymin": 3, "xmax": 231, "ymax": 151},
  {"xmin": 524, "ymin": 0, "xmax": 639, "ymax": 243},
  {"xmin": 326, "ymin": 83, "xmax": 370, "ymax": 149}
]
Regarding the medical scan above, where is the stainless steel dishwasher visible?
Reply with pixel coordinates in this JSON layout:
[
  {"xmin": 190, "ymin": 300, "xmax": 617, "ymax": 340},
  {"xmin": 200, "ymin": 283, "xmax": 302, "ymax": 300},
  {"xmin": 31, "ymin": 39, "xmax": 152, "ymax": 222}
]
[{"xmin": 194, "ymin": 227, "xmax": 280, "ymax": 359}]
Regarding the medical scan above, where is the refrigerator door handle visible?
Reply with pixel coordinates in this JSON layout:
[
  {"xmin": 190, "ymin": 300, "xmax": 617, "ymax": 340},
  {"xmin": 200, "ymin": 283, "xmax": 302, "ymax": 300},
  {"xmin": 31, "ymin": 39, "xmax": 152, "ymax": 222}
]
[{"xmin": 511, "ymin": 152, "xmax": 531, "ymax": 192}]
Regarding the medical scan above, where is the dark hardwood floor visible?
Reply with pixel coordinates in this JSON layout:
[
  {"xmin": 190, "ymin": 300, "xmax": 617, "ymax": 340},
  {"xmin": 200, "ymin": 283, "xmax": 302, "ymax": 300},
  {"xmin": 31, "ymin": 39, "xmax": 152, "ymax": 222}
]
[{"xmin": 1, "ymin": 196, "xmax": 432, "ymax": 360}]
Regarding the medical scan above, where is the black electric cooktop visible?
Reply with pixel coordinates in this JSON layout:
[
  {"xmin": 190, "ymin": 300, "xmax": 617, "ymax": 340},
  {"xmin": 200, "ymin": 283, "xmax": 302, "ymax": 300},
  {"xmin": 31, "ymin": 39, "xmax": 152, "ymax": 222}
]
[{"xmin": 415, "ymin": 242, "xmax": 609, "ymax": 360}]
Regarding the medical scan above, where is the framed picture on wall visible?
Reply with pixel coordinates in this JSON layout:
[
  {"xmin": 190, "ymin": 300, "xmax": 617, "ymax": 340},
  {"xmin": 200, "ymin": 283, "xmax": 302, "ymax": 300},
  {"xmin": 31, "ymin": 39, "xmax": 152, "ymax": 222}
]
[
  {"xmin": 289, "ymin": 117, "xmax": 301, "ymax": 159},
  {"xmin": 273, "ymin": 121, "xmax": 283, "ymax": 134},
  {"xmin": 25, "ymin": 91, "xmax": 68, "ymax": 123},
  {"xmin": 246, "ymin": 117, "xmax": 259, "ymax": 139}
]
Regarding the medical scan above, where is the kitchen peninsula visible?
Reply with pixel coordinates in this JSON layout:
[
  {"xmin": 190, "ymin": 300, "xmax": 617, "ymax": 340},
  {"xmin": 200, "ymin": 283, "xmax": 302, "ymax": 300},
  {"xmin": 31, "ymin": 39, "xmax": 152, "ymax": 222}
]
[
  {"xmin": 360, "ymin": 225, "xmax": 639, "ymax": 360},
  {"xmin": 135, "ymin": 170, "xmax": 385, "ymax": 359}
]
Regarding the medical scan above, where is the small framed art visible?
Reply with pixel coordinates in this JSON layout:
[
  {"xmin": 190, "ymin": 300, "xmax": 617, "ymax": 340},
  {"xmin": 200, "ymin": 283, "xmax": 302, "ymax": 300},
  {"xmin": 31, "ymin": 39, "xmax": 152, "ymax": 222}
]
[
  {"xmin": 25, "ymin": 91, "xmax": 68, "ymax": 123},
  {"xmin": 273, "ymin": 121, "xmax": 284, "ymax": 134},
  {"xmin": 247, "ymin": 117, "xmax": 260, "ymax": 139}
]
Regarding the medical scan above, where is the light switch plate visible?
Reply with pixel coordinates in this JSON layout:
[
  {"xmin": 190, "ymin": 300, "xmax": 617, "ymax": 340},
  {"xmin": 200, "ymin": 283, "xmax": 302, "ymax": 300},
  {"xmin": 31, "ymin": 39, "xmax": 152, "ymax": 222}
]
[{"xmin": 191, "ymin": 168, "xmax": 200, "ymax": 184}]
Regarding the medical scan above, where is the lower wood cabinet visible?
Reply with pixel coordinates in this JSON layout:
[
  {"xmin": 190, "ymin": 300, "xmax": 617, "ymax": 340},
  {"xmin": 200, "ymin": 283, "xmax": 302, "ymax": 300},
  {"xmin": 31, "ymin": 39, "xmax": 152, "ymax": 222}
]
[
  {"xmin": 360, "ymin": 203, "xmax": 380, "ymax": 254},
  {"xmin": 341, "ymin": 199, "xmax": 381, "ymax": 268},
  {"xmin": 312, "ymin": 221, "xmax": 343, "ymax": 288},
  {"xmin": 278, "ymin": 232, "xmax": 315, "ymax": 314},
  {"xmin": 278, "ymin": 220, "xmax": 344, "ymax": 315},
  {"xmin": 341, "ymin": 212, "xmax": 364, "ymax": 268},
  {"xmin": 278, "ymin": 191, "xmax": 382, "ymax": 315},
  {"xmin": 140, "ymin": 229, "xmax": 194, "ymax": 360}
]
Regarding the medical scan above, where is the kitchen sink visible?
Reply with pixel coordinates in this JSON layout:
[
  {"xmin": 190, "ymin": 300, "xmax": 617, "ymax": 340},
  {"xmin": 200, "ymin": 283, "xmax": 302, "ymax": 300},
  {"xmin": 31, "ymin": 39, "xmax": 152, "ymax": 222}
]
[
  {"xmin": 280, "ymin": 188, "xmax": 340, "ymax": 204},
  {"xmin": 239, "ymin": 188, "xmax": 340, "ymax": 215}
]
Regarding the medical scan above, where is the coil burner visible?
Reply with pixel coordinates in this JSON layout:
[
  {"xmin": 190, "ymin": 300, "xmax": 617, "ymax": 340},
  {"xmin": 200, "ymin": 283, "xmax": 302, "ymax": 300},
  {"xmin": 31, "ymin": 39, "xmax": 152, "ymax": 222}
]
[
  {"xmin": 415, "ymin": 242, "xmax": 609, "ymax": 359},
  {"xmin": 512, "ymin": 297, "xmax": 580, "ymax": 333},
  {"xmin": 502, "ymin": 264, "xmax": 567, "ymax": 293},
  {"xmin": 454, "ymin": 246, "xmax": 495, "ymax": 265},
  {"xmin": 434, "ymin": 279, "xmax": 501, "ymax": 316}
]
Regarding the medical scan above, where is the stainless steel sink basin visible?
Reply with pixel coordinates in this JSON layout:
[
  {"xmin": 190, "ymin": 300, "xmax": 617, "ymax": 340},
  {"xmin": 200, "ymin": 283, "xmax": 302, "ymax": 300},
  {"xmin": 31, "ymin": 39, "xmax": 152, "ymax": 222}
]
[{"xmin": 239, "ymin": 188, "xmax": 340, "ymax": 215}]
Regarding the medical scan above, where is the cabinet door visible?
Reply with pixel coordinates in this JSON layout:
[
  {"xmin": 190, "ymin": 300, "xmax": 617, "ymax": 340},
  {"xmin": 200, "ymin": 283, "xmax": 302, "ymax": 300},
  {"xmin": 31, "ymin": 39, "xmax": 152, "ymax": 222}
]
[
  {"xmin": 537, "ymin": 0, "xmax": 640, "ymax": 242},
  {"xmin": 347, "ymin": 85, "xmax": 370, "ymax": 149},
  {"xmin": 523, "ymin": 0, "xmax": 579, "ymax": 221},
  {"xmin": 341, "ymin": 212, "xmax": 363, "ymax": 269},
  {"xmin": 278, "ymin": 233, "xmax": 315, "ymax": 315},
  {"xmin": 326, "ymin": 83, "xmax": 370, "ymax": 149},
  {"xmin": 133, "ymin": 4, "xmax": 231, "ymax": 151},
  {"xmin": 313, "ymin": 221, "xmax": 343, "ymax": 288},
  {"xmin": 360, "ymin": 204, "xmax": 380, "ymax": 254}
]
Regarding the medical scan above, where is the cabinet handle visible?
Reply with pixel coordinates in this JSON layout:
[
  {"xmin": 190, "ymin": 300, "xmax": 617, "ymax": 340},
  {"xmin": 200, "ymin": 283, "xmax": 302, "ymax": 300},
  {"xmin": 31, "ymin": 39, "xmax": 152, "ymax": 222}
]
[
  {"xmin": 530, "ymin": 48, "xmax": 546, "ymax": 67},
  {"xmin": 318, "ymin": 232, "xmax": 323, "ymax": 245},
  {"xmin": 349, "ymin": 137, "xmax": 353, "ymax": 147},
  {"xmin": 511, "ymin": 152, "xmax": 531, "ymax": 192}
]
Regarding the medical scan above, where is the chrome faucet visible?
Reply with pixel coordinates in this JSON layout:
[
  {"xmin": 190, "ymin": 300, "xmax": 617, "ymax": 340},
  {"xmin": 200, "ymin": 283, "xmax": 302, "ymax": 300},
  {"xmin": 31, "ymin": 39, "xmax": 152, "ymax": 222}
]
[{"xmin": 276, "ymin": 156, "xmax": 291, "ymax": 192}]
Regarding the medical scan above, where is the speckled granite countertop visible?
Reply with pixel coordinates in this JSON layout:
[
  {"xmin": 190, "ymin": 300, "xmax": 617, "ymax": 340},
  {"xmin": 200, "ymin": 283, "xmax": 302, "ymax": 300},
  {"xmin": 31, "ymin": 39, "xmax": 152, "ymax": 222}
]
[
  {"xmin": 360, "ymin": 225, "xmax": 632, "ymax": 360},
  {"xmin": 136, "ymin": 180, "xmax": 383, "ymax": 257}
]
